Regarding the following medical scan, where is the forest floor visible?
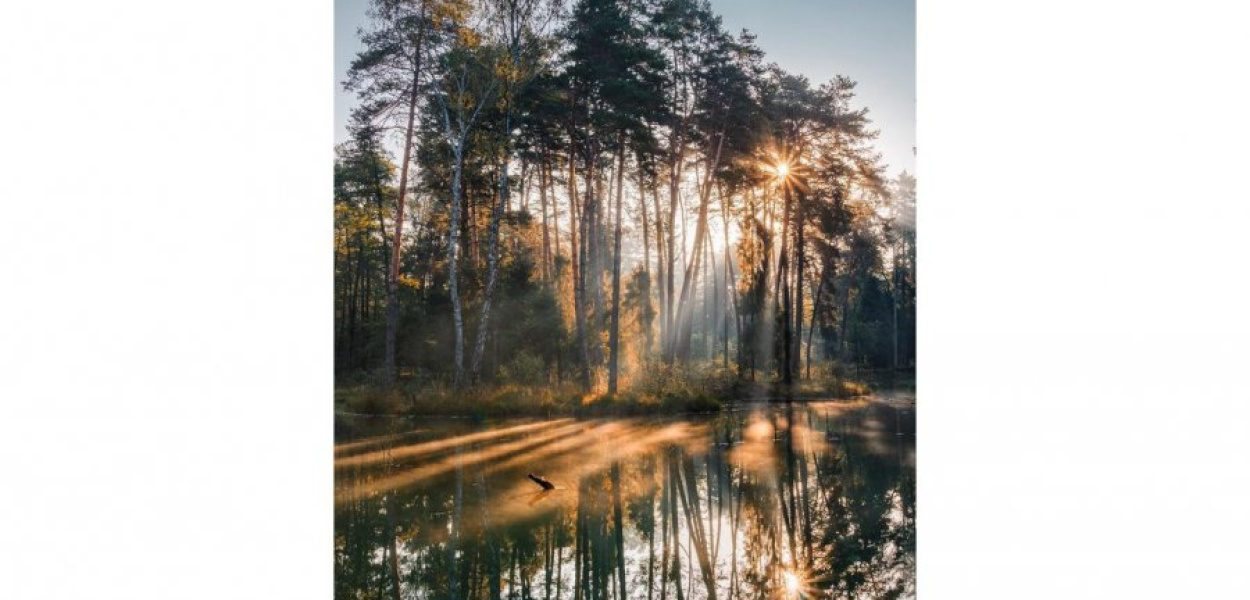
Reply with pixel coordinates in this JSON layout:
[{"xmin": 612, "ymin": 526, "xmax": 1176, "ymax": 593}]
[{"xmin": 335, "ymin": 368, "xmax": 912, "ymax": 418}]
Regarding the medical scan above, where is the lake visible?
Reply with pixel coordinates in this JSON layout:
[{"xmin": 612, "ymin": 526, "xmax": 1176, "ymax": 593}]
[{"xmin": 335, "ymin": 397, "xmax": 915, "ymax": 600}]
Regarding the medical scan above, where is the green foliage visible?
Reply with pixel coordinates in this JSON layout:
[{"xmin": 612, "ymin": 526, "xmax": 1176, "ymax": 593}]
[
  {"xmin": 500, "ymin": 351, "xmax": 546, "ymax": 385},
  {"xmin": 334, "ymin": 130, "xmax": 397, "ymax": 374}
]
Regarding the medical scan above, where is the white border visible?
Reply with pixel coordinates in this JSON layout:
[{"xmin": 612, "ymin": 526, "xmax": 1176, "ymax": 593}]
[{"xmin": 3, "ymin": 1, "xmax": 1250, "ymax": 598}]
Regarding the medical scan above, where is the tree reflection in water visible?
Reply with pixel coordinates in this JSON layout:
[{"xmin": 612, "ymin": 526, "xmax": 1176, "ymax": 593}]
[{"xmin": 335, "ymin": 401, "xmax": 915, "ymax": 600}]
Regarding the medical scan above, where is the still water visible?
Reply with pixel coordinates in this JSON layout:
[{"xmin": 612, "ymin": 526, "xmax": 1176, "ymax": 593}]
[{"xmin": 335, "ymin": 398, "xmax": 915, "ymax": 600}]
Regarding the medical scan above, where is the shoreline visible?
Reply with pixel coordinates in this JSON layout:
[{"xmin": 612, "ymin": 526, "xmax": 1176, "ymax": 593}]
[{"xmin": 334, "ymin": 374, "xmax": 913, "ymax": 419}]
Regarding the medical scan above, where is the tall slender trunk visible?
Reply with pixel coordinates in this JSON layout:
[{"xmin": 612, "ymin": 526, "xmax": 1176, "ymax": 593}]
[
  {"xmin": 569, "ymin": 143, "xmax": 591, "ymax": 392},
  {"xmin": 671, "ymin": 133, "xmax": 725, "ymax": 361},
  {"xmin": 540, "ymin": 156, "xmax": 551, "ymax": 283},
  {"xmin": 777, "ymin": 182, "xmax": 793, "ymax": 386},
  {"xmin": 706, "ymin": 240, "xmax": 715, "ymax": 360},
  {"xmin": 607, "ymin": 137, "xmax": 626, "ymax": 394},
  {"xmin": 472, "ymin": 25, "xmax": 530, "ymax": 381},
  {"xmin": 445, "ymin": 140, "xmax": 468, "ymax": 385},
  {"xmin": 437, "ymin": 61, "xmax": 497, "ymax": 388},
  {"xmin": 720, "ymin": 186, "xmax": 737, "ymax": 369},
  {"xmin": 383, "ymin": 35, "xmax": 425, "ymax": 385},
  {"xmin": 892, "ymin": 241, "xmax": 901, "ymax": 369},
  {"xmin": 652, "ymin": 181, "xmax": 667, "ymax": 357},
  {"xmin": 468, "ymin": 188, "xmax": 479, "ymax": 267},
  {"xmin": 837, "ymin": 282, "xmax": 852, "ymax": 360},
  {"xmin": 550, "ymin": 161, "xmax": 561, "ymax": 281},
  {"xmin": 638, "ymin": 164, "xmax": 653, "ymax": 357},
  {"xmin": 805, "ymin": 265, "xmax": 828, "ymax": 379},
  {"xmin": 664, "ymin": 139, "xmax": 682, "ymax": 360},
  {"xmin": 470, "ymin": 106, "xmax": 514, "ymax": 381},
  {"xmin": 580, "ymin": 155, "xmax": 596, "ymax": 389},
  {"xmin": 589, "ymin": 149, "xmax": 606, "ymax": 346},
  {"xmin": 639, "ymin": 168, "xmax": 650, "ymax": 282},
  {"xmin": 793, "ymin": 192, "xmax": 804, "ymax": 380}
]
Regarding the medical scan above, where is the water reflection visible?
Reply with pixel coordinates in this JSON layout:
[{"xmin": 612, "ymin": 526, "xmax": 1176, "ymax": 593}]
[{"xmin": 335, "ymin": 400, "xmax": 915, "ymax": 600}]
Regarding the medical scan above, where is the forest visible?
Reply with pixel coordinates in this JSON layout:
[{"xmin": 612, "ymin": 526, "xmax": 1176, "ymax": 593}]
[{"xmin": 334, "ymin": 0, "xmax": 916, "ymax": 414}]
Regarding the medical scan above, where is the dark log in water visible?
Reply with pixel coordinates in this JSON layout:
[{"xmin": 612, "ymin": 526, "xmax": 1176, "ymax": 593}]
[{"xmin": 529, "ymin": 473, "xmax": 556, "ymax": 490}]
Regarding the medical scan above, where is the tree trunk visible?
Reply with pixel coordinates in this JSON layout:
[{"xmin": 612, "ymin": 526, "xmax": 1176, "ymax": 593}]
[
  {"xmin": 383, "ymin": 47, "xmax": 424, "ymax": 386},
  {"xmin": 805, "ymin": 265, "xmax": 828, "ymax": 379},
  {"xmin": 652, "ymin": 181, "xmax": 667, "ymax": 358},
  {"xmin": 607, "ymin": 138, "xmax": 626, "ymax": 394},
  {"xmin": 638, "ymin": 165, "xmax": 652, "ymax": 357},
  {"xmin": 540, "ymin": 156, "xmax": 552, "ymax": 283},
  {"xmin": 777, "ymin": 181, "xmax": 793, "ymax": 386},
  {"xmin": 448, "ymin": 144, "xmax": 467, "ymax": 385},
  {"xmin": 719, "ymin": 185, "xmax": 737, "ymax": 369},
  {"xmin": 707, "ymin": 240, "xmax": 715, "ymax": 360},
  {"xmin": 470, "ymin": 105, "xmax": 515, "ymax": 382},
  {"xmin": 569, "ymin": 144, "xmax": 591, "ymax": 392},
  {"xmin": 793, "ymin": 191, "xmax": 804, "ymax": 380},
  {"xmin": 671, "ymin": 133, "xmax": 725, "ymax": 362},
  {"xmin": 589, "ymin": 150, "xmax": 606, "ymax": 354},
  {"xmin": 664, "ymin": 138, "xmax": 681, "ymax": 360},
  {"xmin": 892, "ymin": 241, "xmax": 900, "ymax": 369},
  {"xmin": 550, "ymin": 161, "xmax": 561, "ymax": 282}
]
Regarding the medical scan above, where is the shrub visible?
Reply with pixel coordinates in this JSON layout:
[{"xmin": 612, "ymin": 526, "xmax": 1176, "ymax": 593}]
[
  {"xmin": 500, "ymin": 351, "xmax": 547, "ymax": 385},
  {"xmin": 341, "ymin": 386, "xmax": 407, "ymax": 415}
]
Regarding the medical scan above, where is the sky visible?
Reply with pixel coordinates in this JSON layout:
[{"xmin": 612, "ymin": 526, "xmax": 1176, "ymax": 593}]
[{"xmin": 335, "ymin": 0, "xmax": 915, "ymax": 176}]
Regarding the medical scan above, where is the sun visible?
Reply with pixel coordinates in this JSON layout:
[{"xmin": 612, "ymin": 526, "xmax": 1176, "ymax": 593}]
[
  {"xmin": 782, "ymin": 569, "xmax": 802, "ymax": 597},
  {"xmin": 762, "ymin": 158, "xmax": 794, "ymax": 189}
]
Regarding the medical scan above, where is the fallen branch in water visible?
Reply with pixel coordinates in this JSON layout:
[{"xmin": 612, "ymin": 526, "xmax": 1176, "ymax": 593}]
[{"xmin": 527, "ymin": 473, "xmax": 555, "ymax": 490}]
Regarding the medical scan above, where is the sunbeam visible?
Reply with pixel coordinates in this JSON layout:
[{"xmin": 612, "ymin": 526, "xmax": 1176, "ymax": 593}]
[{"xmin": 334, "ymin": 418, "xmax": 573, "ymax": 471}]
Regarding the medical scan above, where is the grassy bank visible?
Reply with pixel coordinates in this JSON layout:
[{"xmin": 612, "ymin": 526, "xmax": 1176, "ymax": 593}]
[{"xmin": 335, "ymin": 366, "xmax": 886, "ymax": 418}]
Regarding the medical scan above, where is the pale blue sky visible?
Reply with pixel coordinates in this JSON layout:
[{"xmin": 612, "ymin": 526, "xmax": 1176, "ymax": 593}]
[{"xmin": 335, "ymin": 0, "xmax": 915, "ymax": 176}]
